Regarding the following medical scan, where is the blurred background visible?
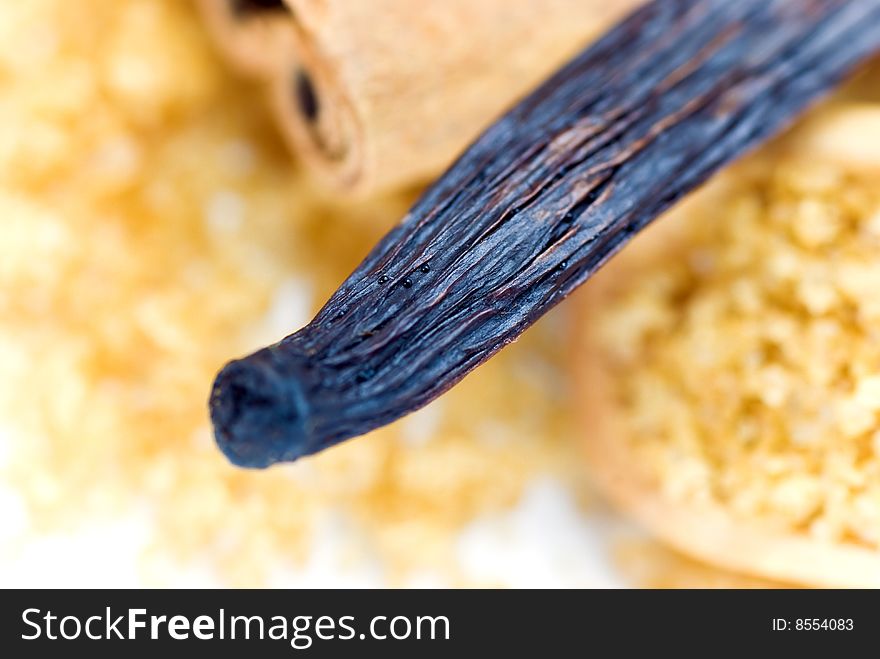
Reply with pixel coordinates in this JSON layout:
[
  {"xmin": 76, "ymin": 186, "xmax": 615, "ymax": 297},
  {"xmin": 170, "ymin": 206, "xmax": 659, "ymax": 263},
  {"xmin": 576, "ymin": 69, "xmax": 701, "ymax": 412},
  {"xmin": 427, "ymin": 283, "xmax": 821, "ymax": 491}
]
[{"xmin": 8, "ymin": 0, "xmax": 872, "ymax": 588}]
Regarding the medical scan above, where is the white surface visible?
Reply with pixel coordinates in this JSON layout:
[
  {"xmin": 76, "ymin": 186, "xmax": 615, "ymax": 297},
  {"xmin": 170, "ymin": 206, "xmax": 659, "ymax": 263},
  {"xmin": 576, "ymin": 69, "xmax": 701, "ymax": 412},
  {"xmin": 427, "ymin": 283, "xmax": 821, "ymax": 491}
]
[
  {"xmin": 457, "ymin": 478, "xmax": 626, "ymax": 588},
  {"xmin": 0, "ymin": 475, "xmax": 629, "ymax": 588}
]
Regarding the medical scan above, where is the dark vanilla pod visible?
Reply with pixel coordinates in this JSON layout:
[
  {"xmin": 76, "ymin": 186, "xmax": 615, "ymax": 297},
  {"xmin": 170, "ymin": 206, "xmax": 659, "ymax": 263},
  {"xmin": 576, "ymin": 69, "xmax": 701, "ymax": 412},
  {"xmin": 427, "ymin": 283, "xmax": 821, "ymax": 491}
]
[{"xmin": 210, "ymin": 0, "xmax": 880, "ymax": 468}]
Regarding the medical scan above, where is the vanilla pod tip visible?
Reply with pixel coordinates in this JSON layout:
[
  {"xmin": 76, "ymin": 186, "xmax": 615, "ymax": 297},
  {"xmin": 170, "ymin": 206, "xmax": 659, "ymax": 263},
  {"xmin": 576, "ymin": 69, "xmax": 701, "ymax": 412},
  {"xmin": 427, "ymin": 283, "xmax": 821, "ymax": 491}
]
[{"xmin": 209, "ymin": 347, "xmax": 310, "ymax": 468}]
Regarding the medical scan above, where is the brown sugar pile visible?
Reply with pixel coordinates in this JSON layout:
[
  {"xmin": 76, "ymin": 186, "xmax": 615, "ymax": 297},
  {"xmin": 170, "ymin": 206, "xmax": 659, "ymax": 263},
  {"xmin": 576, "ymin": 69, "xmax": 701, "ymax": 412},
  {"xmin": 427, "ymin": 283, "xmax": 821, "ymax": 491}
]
[
  {"xmin": 0, "ymin": 0, "xmax": 577, "ymax": 585},
  {"xmin": 583, "ymin": 65, "xmax": 880, "ymax": 575}
]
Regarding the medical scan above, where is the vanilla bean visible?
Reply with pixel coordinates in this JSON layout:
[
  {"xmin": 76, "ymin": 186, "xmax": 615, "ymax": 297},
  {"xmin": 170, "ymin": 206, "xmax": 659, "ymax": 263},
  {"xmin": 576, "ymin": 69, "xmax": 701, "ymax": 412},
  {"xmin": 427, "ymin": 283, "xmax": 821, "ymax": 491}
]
[{"xmin": 210, "ymin": 0, "xmax": 880, "ymax": 468}]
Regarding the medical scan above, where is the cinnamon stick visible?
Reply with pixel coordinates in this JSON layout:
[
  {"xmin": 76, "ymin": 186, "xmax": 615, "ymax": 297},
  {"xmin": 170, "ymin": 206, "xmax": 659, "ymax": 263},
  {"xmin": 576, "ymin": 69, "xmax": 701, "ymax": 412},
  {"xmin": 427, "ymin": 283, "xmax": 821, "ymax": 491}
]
[
  {"xmin": 198, "ymin": 0, "xmax": 641, "ymax": 194},
  {"xmin": 272, "ymin": 0, "xmax": 644, "ymax": 194},
  {"xmin": 210, "ymin": 0, "xmax": 880, "ymax": 468}
]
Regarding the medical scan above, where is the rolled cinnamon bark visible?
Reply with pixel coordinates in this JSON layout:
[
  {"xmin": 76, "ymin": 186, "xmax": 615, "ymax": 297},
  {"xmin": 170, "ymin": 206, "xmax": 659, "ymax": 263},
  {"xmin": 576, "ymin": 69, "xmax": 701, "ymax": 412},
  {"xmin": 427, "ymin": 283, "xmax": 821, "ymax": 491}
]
[{"xmin": 198, "ymin": 0, "xmax": 643, "ymax": 194}]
